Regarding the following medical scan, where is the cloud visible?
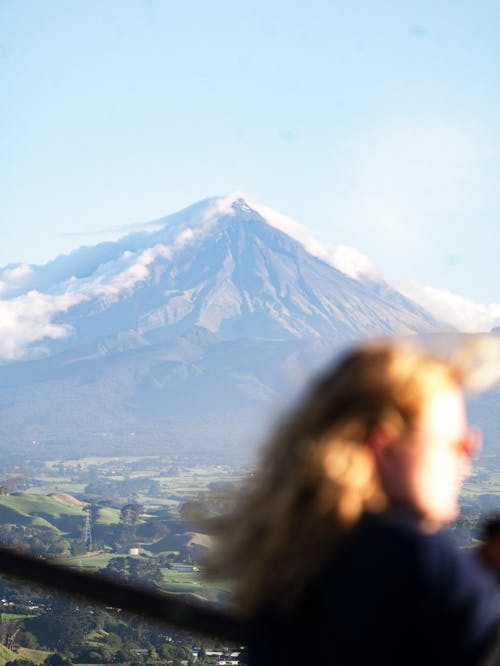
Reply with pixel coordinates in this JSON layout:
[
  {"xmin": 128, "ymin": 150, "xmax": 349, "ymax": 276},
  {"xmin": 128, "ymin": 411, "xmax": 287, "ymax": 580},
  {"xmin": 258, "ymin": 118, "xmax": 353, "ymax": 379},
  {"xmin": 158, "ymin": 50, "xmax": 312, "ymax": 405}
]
[
  {"xmin": 201, "ymin": 194, "xmax": 241, "ymax": 221},
  {"xmin": 397, "ymin": 281, "xmax": 500, "ymax": 333},
  {"xmin": 0, "ymin": 264, "xmax": 34, "ymax": 298},
  {"xmin": 57, "ymin": 194, "xmax": 234, "ymax": 244},
  {"xmin": 89, "ymin": 244, "xmax": 175, "ymax": 301},
  {"xmin": 316, "ymin": 244, "xmax": 378, "ymax": 280},
  {"xmin": 0, "ymin": 290, "xmax": 79, "ymax": 360},
  {"xmin": 0, "ymin": 243, "xmax": 178, "ymax": 360}
]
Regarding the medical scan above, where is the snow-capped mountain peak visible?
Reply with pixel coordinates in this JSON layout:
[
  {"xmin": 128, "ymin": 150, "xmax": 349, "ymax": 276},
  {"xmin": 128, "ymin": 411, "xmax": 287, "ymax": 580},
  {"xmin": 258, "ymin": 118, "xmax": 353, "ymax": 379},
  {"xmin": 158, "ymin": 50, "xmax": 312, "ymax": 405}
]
[{"xmin": 0, "ymin": 195, "xmax": 442, "ymax": 362}]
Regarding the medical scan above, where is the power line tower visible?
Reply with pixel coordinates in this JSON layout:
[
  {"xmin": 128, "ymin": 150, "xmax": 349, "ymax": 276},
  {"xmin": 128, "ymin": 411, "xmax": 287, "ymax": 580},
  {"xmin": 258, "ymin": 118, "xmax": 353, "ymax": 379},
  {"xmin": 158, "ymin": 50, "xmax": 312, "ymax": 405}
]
[{"xmin": 82, "ymin": 506, "xmax": 93, "ymax": 551}]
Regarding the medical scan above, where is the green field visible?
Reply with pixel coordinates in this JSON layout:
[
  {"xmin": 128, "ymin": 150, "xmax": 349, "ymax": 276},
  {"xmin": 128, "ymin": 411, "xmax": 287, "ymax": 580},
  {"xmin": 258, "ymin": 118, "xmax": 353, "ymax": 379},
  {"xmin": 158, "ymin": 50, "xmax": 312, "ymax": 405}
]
[
  {"xmin": 0, "ymin": 493, "xmax": 85, "ymax": 538},
  {"xmin": 17, "ymin": 648, "xmax": 52, "ymax": 665},
  {"xmin": 161, "ymin": 569, "xmax": 231, "ymax": 603},
  {"xmin": 0, "ymin": 643, "xmax": 17, "ymax": 665},
  {"xmin": 94, "ymin": 506, "xmax": 120, "ymax": 525},
  {"xmin": 0, "ymin": 493, "xmax": 82, "ymax": 518},
  {"xmin": 57, "ymin": 554, "xmax": 229, "ymax": 602},
  {"xmin": 59, "ymin": 553, "xmax": 117, "ymax": 571}
]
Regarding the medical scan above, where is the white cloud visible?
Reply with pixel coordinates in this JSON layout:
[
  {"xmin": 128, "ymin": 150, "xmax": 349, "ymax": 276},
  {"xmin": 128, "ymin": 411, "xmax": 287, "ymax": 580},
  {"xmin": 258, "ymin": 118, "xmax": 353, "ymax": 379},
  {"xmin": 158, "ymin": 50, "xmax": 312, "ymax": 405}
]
[
  {"xmin": 0, "ymin": 290, "xmax": 79, "ymax": 360},
  {"xmin": 397, "ymin": 281, "xmax": 500, "ymax": 333},
  {"xmin": 59, "ymin": 244, "xmax": 178, "ymax": 310},
  {"xmin": 0, "ymin": 243, "xmax": 178, "ymax": 360},
  {"xmin": 201, "ymin": 194, "xmax": 242, "ymax": 221},
  {"xmin": 0, "ymin": 263, "xmax": 34, "ymax": 298},
  {"xmin": 318, "ymin": 245, "xmax": 378, "ymax": 280}
]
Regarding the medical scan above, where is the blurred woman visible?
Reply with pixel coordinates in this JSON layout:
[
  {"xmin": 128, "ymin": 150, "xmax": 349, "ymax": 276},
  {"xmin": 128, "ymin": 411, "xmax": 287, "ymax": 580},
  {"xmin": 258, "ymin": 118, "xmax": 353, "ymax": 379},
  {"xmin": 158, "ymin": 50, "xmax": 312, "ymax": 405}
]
[{"xmin": 207, "ymin": 339, "xmax": 500, "ymax": 666}]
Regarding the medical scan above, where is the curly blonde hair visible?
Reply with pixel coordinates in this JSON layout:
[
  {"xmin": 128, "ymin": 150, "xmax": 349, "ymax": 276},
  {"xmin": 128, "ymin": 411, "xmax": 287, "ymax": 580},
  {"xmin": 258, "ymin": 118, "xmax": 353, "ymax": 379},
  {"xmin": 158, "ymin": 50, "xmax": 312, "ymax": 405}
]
[{"xmin": 206, "ymin": 338, "xmax": 495, "ymax": 615}]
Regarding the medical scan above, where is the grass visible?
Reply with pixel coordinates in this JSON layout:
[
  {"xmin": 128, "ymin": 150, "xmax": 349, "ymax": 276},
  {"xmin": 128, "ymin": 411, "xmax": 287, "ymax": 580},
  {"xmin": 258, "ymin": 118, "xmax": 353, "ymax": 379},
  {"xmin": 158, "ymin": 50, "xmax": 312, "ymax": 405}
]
[
  {"xmin": 0, "ymin": 493, "xmax": 83, "ymax": 519},
  {"xmin": 0, "ymin": 643, "xmax": 17, "ymax": 665},
  {"xmin": 31, "ymin": 515, "xmax": 62, "ymax": 531},
  {"xmin": 59, "ymin": 552, "xmax": 116, "ymax": 571},
  {"xmin": 160, "ymin": 569, "xmax": 231, "ymax": 603},
  {"xmin": 0, "ymin": 492, "xmax": 86, "ymax": 538},
  {"xmin": 95, "ymin": 506, "xmax": 120, "ymax": 525},
  {"xmin": 86, "ymin": 628, "xmax": 109, "ymax": 642},
  {"xmin": 17, "ymin": 648, "xmax": 52, "ymax": 664}
]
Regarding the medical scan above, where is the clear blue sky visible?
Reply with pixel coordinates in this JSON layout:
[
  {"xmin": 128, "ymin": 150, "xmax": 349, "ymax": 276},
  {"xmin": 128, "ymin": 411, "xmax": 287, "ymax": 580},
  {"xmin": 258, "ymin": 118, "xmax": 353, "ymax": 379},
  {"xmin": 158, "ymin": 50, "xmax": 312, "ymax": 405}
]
[{"xmin": 2, "ymin": 0, "xmax": 500, "ymax": 303}]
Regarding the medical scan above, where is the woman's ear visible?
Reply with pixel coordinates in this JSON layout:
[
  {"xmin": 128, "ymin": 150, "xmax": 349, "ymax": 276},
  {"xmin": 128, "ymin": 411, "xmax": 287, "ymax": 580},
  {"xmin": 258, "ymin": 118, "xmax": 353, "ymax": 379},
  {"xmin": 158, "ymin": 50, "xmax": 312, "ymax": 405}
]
[{"xmin": 365, "ymin": 424, "xmax": 400, "ymax": 467}]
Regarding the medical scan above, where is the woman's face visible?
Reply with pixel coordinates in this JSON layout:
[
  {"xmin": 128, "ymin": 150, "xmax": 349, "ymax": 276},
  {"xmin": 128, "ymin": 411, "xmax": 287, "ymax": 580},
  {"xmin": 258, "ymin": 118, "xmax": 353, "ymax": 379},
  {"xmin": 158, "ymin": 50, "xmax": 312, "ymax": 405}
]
[{"xmin": 378, "ymin": 387, "xmax": 479, "ymax": 525}]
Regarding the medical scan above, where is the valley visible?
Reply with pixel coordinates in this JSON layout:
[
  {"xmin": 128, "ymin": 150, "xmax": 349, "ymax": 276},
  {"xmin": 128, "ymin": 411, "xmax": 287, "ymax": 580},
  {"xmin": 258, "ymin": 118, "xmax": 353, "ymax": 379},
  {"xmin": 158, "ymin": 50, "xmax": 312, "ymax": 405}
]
[{"xmin": 0, "ymin": 454, "xmax": 248, "ymax": 665}]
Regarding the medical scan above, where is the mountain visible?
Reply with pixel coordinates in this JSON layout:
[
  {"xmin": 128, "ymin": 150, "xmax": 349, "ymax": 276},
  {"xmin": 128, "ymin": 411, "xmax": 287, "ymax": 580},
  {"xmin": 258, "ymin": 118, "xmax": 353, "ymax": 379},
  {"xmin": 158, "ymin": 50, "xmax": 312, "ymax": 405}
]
[
  {"xmin": 0, "ymin": 197, "xmax": 440, "ymax": 360},
  {"xmin": 0, "ymin": 196, "xmax": 449, "ymax": 459}
]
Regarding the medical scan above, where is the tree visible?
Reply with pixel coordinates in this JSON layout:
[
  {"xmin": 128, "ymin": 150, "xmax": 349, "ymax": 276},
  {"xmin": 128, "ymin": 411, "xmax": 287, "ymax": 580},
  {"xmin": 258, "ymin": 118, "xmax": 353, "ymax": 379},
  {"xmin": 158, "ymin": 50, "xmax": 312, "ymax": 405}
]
[
  {"xmin": 70, "ymin": 540, "xmax": 87, "ymax": 556},
  {"xmin": 102, "ymin": 556, "xmax": 163, "ymax": 587},
  {"xmin": 74, "ymin": 646, "xmax": 113, "ymax": 664},
  {"xmin": 20, "ymin": 631, "xmax": 39, "ymax": 649},
  {"xmin": 158, "ymin": 643, "xmax": 194, "ymax": 664},
  {"xmin": 120, "ymin": 502, "xmax": 143, "ymax": 527},
  {"xmin": 0, "ymin": 618, "xmax": 22, "ymax": 651},
  {"xmin": 43, "ymin": 654, "xmax": 73, "ymax": 666},
  {"xmin": 114, "ymin": 649, "xmax": 135, "ymax": 663},
  {"xmin": 103, "ymin": 556, "xmax": 127, "ymax": 580},
  {"xmin": 25, "ymin": 599, "xmax": 95, "ymax": 650}
]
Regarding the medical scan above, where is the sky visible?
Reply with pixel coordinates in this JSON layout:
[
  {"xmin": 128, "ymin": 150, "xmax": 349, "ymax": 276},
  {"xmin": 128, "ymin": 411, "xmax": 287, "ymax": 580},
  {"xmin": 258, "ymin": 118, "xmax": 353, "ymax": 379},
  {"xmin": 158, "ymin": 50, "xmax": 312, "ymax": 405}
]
[{"xmin": 1, "ymin": 0, "xmax": 500, "ymax": 305}]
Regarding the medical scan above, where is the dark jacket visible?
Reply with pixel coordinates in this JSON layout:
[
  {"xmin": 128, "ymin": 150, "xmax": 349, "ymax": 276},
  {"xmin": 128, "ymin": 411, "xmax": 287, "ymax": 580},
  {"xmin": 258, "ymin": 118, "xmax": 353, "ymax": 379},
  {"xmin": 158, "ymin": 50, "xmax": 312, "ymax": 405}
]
[{"xmin": 248, "ymin": 510, "xmax": 500, "ymax": 665}]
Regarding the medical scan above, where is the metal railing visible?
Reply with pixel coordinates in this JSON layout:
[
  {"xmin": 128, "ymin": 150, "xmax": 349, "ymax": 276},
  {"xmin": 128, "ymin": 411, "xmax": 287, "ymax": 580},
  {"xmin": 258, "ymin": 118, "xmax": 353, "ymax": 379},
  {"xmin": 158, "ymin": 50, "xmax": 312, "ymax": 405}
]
[{"xmin": 0, "ymin": 545, "xmax": 247, "ymax": 643}]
